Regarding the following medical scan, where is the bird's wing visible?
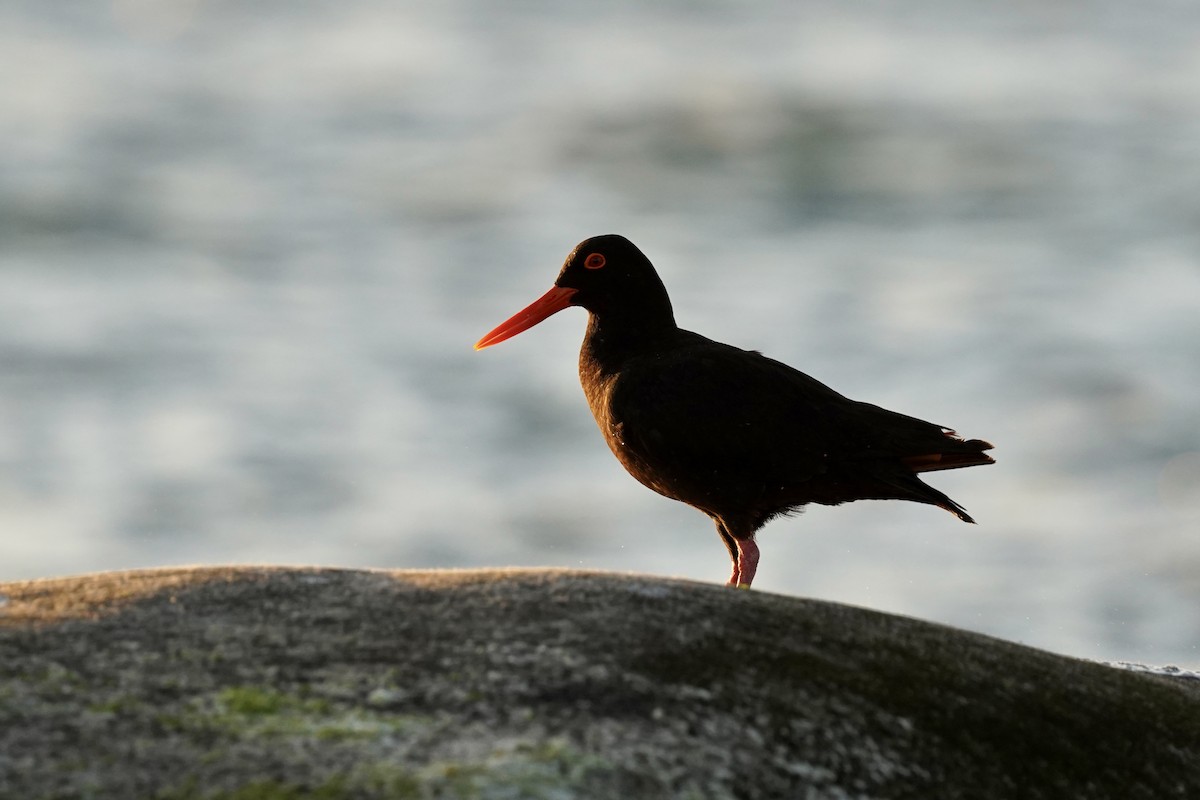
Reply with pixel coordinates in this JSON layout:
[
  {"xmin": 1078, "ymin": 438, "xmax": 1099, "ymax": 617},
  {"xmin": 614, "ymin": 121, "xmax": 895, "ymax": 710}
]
[
  {"xmin": 609, "ymin": 335, "xmax": 986, "ymax": 476},
  {"xmin": 607, "ymin": 340, "xmax": 852, "ymax": 486}
]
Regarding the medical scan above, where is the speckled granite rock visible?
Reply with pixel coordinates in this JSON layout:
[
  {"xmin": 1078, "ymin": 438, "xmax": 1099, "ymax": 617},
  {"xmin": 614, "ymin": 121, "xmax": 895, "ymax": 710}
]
[{"xmin": 1, "ymin": 567, "xmax": 1197, "ymax": 799}]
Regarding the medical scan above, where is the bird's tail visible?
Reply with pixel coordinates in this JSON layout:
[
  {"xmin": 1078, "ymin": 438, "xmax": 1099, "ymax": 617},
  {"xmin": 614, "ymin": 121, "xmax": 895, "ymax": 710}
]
[
  {"xmin": 894, "ymin": 434, "xmax": 993, "ymax": 522},
  {"xmin": 901, "ymin": 436, "xmax": 995, "ymax": 474},
  {"xmin": 880, "ymin": 472, "xmax": 979, "ymax": 523}
]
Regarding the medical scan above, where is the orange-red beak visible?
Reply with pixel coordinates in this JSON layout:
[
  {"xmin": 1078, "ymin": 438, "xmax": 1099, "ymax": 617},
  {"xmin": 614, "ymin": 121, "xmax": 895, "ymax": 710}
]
[{"xmin": 474, "ymin": 286, "xmax": 579, "ymax": 350}]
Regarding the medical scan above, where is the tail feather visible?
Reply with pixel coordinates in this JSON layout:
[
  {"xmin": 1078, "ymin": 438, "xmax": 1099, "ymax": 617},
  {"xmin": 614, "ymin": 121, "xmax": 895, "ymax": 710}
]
[
  {"xmin": 894, "ymin": 434, "xmax": 991, "ymax": 521},
  {"xmin": 842, "ymin": 407, "xmax": 993, "ymax": 521},
  {"xmin": 879, "ymin": 471, "xmax": 978, "ymax": 523},
  {"xmin": 902, "ymin": 436, "xmax": 995, "ymax": 474}
]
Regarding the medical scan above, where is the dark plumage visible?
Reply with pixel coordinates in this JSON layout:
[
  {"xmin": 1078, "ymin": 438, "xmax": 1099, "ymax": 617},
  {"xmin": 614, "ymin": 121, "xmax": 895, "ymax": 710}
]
[{"xmin": 476, "ymin": 235, "xmax": 994, "ymax": 587}]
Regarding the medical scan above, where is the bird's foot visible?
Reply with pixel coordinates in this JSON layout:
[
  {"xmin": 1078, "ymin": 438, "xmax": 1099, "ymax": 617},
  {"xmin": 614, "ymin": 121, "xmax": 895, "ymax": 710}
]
[{"xmin": 724, "ymin": 538, "xmax": 759, "ymax": 589}]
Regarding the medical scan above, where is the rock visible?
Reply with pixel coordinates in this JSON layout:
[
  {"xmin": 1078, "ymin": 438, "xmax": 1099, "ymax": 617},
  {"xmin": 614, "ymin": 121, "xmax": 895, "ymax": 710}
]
[{"xmin": 0, "ymin": 566, "xmax": 1197, "ymax": 799}]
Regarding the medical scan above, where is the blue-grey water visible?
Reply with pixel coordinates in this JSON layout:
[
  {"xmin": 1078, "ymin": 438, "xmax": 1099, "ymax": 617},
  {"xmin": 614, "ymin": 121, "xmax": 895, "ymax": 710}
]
[{"xmin": 2, "ymin": 1, "xmax": 1198, "ymax": 666}]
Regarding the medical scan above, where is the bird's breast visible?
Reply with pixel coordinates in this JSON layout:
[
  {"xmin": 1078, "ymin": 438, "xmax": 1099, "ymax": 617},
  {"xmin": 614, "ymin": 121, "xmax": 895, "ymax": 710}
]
[
  {"xmin": 577, "ymin": 358, "xmax": 688, "ymax": 505},
  {"xmin": 579, "ymin": 365, "xmax": 622, "ymax": 446}
]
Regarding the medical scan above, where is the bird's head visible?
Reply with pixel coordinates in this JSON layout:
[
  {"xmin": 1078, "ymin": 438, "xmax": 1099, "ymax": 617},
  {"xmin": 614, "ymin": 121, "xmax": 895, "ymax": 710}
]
[{"xmin": 475, "ymin": 234, "xmax": 673, "ymax": 350}]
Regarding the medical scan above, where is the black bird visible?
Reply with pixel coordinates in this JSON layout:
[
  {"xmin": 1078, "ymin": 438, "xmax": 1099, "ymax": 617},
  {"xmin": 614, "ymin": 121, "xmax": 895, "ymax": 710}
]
[{"xmin": 475, "ymin": 235, "xmax": 994, "ymax": 587}]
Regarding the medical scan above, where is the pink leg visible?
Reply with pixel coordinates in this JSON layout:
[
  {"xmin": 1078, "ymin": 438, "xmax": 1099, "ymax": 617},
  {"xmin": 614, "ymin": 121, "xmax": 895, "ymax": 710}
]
[{"xmin": 725, "ymin": 537, "xmax": 759, "ymax": 588}]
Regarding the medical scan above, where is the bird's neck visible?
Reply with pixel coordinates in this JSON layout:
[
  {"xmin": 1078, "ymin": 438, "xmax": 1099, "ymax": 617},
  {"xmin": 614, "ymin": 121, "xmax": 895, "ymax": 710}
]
[{"xmin": 580, "ymin": 302, "xmax": 678, "ymax": 371}]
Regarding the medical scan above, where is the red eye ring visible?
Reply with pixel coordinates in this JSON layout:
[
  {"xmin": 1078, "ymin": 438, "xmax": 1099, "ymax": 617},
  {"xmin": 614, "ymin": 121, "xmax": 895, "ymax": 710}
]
[{"xmin": 584, "ymin": 253, "xmax": 606, "ymax": 270}]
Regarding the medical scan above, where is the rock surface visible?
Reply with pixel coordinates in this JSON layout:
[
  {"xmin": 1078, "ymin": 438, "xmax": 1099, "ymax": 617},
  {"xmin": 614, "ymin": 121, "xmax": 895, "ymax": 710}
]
[{"xmin": 1, "ymin": 566, "xmax": 1197, "ymax": 799}]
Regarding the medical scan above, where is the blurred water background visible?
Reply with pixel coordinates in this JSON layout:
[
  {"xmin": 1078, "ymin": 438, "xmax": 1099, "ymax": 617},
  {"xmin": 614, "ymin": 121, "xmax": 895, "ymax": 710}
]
[{"xmin": 2, "ymin": 1, "xmax": 1199, "ymax": 666}]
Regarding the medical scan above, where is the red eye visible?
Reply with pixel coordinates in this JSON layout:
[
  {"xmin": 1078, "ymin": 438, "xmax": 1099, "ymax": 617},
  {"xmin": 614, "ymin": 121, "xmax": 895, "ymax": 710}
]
[{"xmin": 584, "ymin": 253, "xmax": 606, "ymax": 270}]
